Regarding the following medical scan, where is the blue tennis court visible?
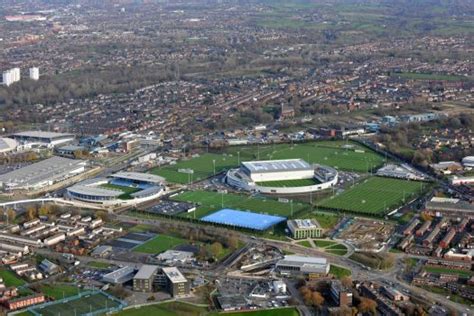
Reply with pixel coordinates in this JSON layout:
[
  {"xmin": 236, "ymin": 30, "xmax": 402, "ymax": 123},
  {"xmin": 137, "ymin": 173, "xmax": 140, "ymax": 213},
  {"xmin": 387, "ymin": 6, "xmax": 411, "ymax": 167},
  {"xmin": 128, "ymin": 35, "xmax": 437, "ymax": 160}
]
[{"xmin": 201, "ymin": 208, "xmax": 286, "ymax": 230}]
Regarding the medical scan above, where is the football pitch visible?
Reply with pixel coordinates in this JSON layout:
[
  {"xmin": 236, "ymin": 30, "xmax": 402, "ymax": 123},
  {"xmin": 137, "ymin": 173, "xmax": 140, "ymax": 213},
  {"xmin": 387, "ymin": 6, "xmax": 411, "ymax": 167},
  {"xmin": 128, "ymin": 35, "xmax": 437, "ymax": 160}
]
[
  {"xmin": 133, "ymin": 234, "xmax": 186, "ymax": 254},
  {"xmin": 172, "ymin": 190, "xmax": 310, "ymax": 218},
  {"xmin": 150, "ymin": 141, "xmax": 384, "ymax": 184},
  {"xmin": 31, "ymin": 292, "xmax": 121, "ymax": 316},
  {"xmin": 317, "ymin": 176, "xmax": 426, "ymax": 215}
]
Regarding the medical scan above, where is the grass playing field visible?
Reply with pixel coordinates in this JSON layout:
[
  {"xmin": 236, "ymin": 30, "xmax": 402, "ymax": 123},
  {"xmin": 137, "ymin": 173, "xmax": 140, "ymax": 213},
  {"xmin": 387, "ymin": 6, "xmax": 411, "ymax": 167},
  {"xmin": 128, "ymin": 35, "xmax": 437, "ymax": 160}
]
[
  {"xmin": 150, "ymin": 141, "xmax": 384, "ymax": 184},
  {"xmin": 172, "ymin": 190, "xmax": 310, "ymax": 218},
  {"xmin": 317, "ymin": 176, "xmax": 426, "ymax": 215},
  {"xmin": 0, "ymin": 269, "xmax": 25, "ymax": 287},
  {"xmin": 100, "ymin": 183, "xmax": 141, "ymax": 199},
  {"xmin": 39, "ymin": 284, "xmax": 83, "ymax": 300},
  {"xmin": 256, "ymin": 178, "xmax": 319, "ymax": 187},
  {"xmin": 225, "ymin": 140, "xmax": 384, "ymax": 173},
  {"xmin": 31, "ymin": 292, "xmax": 121, "ymax": 316},
  {"xmin": 116, "ymin": 301, "xmax": 208, "ymax": 316},
  {"xmin": 150, "ymin": 153, "xmax": 239, "ymax": 184},
  {"xmin": 133, "ymin": 234, "xmax": 186, "ymax": 254}
]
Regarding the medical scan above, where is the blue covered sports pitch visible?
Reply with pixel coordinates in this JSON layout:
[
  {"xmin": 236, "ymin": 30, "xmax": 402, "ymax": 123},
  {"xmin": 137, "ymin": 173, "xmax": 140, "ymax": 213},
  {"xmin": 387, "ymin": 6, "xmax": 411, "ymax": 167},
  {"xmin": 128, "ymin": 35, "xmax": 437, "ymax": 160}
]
[{"xmin": 201, "ymin": 208, "xmax": 286, "ymax": 230}]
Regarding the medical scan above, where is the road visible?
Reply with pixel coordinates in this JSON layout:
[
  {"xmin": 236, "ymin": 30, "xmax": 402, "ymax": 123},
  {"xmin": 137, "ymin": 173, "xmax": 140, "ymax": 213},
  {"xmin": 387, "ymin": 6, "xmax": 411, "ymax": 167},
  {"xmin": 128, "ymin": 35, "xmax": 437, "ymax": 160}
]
[{"xmin": 113, "ymin": 214, "xmax": 471, "ymax": 313}]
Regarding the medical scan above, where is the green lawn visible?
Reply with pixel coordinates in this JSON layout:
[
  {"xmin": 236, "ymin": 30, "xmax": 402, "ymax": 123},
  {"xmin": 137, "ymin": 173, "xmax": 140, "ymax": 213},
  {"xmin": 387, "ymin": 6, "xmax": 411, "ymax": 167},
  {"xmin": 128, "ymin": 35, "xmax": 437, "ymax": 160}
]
[
  {"xmin": 150, "ymin": 141, "xmax": 384, "ymax": 184},
  {"xmin": 133, "ymin": 234, "xmax": 187, "ymax": 254},
  {"xmin": 173, "ymin": 190, "xmax": 310, "ymax": 219},
  {"xmin": 31, "ymin": 292, "xmax": 120, "ymax": 316},
  {"xmin": 329, "ymin": 265, "xmax": 352, "ymax": 279},
  {"xmin": 116, "ymin": 301, "xmax": 208, "ymax": 316},
  {"xmin": 0, "ymin": 269, "xmax": 25, "ymax": 287},
  {"xmin": 39, "ymin": 284, "xmax": 83, "ymax": 300},
  {"xmin": 313, "ymin": 239, "xmax": 337, "ymax": 248},
  {"xmin": 296, "ymin": 240, "xmax": 312, "ymax": 248},
  {"xmin": 318, "ymin": 176, "xmax": 426, "ymax": 215},
  {"xmin": 310, "ymin": 211, "xmax": 340, "ymax": 229},
  {"xmin": 100, "ymin": 183, "xmax": 141, "ymax": 199},
  {"xmin": 256, "ymin": 178, "xmax": 320, "ymax": 187},
  {"xmin": 87, "ymin": 261, "xmax": 111, "ymax": 269},
  {"xmin": 211, "ymin": 308, "xmax": 300, "ymax": 316},
  {"xmin": 225, "ymin": 141, "xmax": 384, "ymax": 173},
  {"xmin": 326, "ymin": 249, "xmax": 348, "ymax": 256},
  {"xmin": 424, "ymin": 266, "xmax": 474, "ymax": 278},
  {"xmin": 150, "ymin": 153, "xmax": 239, "ymax": 184}
]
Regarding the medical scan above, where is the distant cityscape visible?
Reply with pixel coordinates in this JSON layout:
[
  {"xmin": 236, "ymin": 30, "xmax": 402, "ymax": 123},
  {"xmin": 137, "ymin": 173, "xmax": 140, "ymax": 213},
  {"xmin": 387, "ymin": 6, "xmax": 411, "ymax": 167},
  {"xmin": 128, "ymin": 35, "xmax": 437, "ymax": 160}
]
[{"xmin": 0, "ymin": 0, "xmax": 472, "ymax": 316}]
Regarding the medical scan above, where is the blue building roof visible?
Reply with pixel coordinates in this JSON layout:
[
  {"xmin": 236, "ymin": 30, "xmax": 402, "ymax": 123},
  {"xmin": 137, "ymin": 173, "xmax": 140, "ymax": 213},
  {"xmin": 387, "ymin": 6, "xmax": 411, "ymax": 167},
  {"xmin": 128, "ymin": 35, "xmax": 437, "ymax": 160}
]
[{"xmin": 201, "ymin": 208, "xmax": 286, "ymax": 231}]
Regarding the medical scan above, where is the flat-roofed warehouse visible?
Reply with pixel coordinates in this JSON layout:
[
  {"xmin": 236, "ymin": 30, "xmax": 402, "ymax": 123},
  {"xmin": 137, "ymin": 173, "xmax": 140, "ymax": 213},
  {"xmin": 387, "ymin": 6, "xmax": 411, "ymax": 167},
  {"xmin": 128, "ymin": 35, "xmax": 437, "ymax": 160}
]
[
  {"xmin": 0, "ymin": 156, "xmax": 86, "ymax": 191},
  {"xmin": 275, "ymin": 255, "xmax": 329, "ymax": 276},
  {"xmin": 11, "ymin": 131, "xmax": 75, "ymax": 147},
  {"xmin": 241, "ymin": 159, "xmax": 314, "ymax": 182}
]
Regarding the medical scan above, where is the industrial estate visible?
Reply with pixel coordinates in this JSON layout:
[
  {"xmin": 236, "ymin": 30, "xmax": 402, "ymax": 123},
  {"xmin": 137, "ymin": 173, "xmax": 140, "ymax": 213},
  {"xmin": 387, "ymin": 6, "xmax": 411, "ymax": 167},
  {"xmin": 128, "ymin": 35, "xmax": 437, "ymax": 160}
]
[{"xmin": 0, "ymin": 0, "xmax": 473, "ymax": 316}]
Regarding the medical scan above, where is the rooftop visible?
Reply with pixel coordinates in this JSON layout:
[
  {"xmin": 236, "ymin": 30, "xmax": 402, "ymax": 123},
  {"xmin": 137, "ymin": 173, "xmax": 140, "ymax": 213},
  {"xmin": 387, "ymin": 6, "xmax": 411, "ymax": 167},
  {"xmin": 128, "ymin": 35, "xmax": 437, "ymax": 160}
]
[
  {"xmin": 242, "ymin": 159, "xmax": 312, "ymax": 173},
  {"xmin": 111, "ymin": 171, "xmax": 165, "ymax": 184},
  {"xmin": 279, "ymin": 255, "xmax": 327, "ymax": 266},
  {"xmin": 289, "ymin": 219, "xmax": 321, "ymax": 229},
  {"xmin": 134, "ymin": 264, "xmax": 158, "ymax": 280},
  {"xmin": 0, "ymin": 156, "xmax": 86, "ymax": 187},
  {"xmin": 12, "ymin": 131, "xmax": 75, "ymax": 140},
  {"xmin": 162, "ymin": 267, "xmax": 187, "ymax": 283},
  {"xmin": 67, "ymin": 185, "xmax": 123, "ymax": 198}
]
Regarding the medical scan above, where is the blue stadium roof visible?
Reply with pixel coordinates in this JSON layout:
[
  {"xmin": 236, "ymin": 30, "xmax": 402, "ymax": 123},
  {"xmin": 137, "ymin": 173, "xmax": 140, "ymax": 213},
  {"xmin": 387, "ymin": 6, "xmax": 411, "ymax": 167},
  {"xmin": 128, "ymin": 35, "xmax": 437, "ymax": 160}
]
[{"xmin": 201, "ymin": 209, "xmax": 286, "ymax": 231}]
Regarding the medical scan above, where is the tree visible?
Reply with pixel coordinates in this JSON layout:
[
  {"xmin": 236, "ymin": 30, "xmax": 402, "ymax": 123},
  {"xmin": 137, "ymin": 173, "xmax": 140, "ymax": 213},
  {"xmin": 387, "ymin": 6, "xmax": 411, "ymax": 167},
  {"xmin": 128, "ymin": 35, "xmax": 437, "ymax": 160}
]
[
  {"xmin": 311, "ymin": 291, "xmax": 325, "ymax": 309},
  {"xmin": 6, "ymin": 208, "xmax": 16, "ymax": 222},
  {"xmin": 209, "ymin": 242, "xmax": 223, "ymax": 259},
  {"xmin": 358, "ymin": 297, "xmax": 377, "ymax": 315},
  {"xmin": 96, "ymin": 211, "xmax": 109, "ymax": 221},
  {"xmin": 420, "ymin": 212, "xmax": 432, "ymax": 222},
  {"xmin": 26, "ymin": 205, "xmax": 37, "ymax": 220},
  {"xmin": 341, "ymin": 276, "xmax": 353, "ymax": 288},
  {"xmin": 299, "ymin": 286, "xmax": 312, "ymax": 305},
  {"xmin": 227, "ymin": 235, "xmax": 239, "ymax": 250}
]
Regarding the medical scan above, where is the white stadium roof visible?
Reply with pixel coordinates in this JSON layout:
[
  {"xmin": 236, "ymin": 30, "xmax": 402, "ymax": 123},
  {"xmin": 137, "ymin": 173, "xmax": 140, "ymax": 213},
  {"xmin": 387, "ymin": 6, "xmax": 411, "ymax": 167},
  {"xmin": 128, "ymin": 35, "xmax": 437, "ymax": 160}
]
[
  {"xmin": 242, "ymin": 159, "xmax": 312, "ymax": 173},
  {"xmin": 111, "ymin": 171, "xmax": 165, "ymax": 184},
  {"xmin": 67, "ymin": 185, "xmax": 123, "ymax": 197}
]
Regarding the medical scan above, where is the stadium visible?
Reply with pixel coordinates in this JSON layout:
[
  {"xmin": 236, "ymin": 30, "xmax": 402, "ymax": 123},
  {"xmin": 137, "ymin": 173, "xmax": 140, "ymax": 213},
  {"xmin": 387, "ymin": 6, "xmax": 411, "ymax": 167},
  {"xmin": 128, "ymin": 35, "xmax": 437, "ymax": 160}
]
[
  {"xmin": 226, "ymin": 159, "xmax": 338, "ymax": 194},
  {"xmin": 66, "ymin": 171, "xmax": 166, "ymax": 206}
]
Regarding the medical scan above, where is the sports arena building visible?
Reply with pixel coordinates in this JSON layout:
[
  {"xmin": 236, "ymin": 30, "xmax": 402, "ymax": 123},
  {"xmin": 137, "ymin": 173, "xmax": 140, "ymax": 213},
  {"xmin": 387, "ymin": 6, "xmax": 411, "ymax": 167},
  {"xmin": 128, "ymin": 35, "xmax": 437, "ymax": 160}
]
[
  {"xmin": 226, "ymin": 159, "xmax": 338, "ymax": 194},
  {"xmin": 67, "ymin": 171, "xmax": 166, "ymax": 206}
]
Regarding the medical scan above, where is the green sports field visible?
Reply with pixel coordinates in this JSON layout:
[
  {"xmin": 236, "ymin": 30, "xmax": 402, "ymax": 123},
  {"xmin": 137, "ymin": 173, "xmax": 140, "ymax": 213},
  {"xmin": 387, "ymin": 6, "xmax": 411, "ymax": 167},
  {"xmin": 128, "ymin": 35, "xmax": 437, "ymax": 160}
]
[
  {"xmin": 39, "ymin": 284, "xmax": 83, "ymax": 300},
  {"xmin": 116, "ymin": 301, "xmax": 208, "ymax": 316},
  {"xmin": 317, "ymin": 176, "xmax": 426, "ymax": 215},
  {"xmin": 150, "ymin": 153, "xmax": 239, "ymax": 184},
  {"xmin": 100, "ymin": 183, "xmax": 141, "ymax": 199},
  {"xmin": 256, "ymin": 178, "xmax": 319, "ymax": 187},
  {"xmin": 0, "ymin": 269, "xmax": 25, "ymax": 287},
  {"xmin": 172, "ymin": 190, "xmax": 310, "ymax": 218},
  {"xmin": 31, "ymin": 292, "xmax": 121, "ymax": 316},
  {"xmin": 133, "ymin": 234, "xmax": 186, "ymax": 254},
  {"xmin": 225, "ymin": 141, "xmax": 384, "ymax": 173},
  {"xmin": 150, "ymin": 141, "xmax": 384, "ymax": 184}
]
